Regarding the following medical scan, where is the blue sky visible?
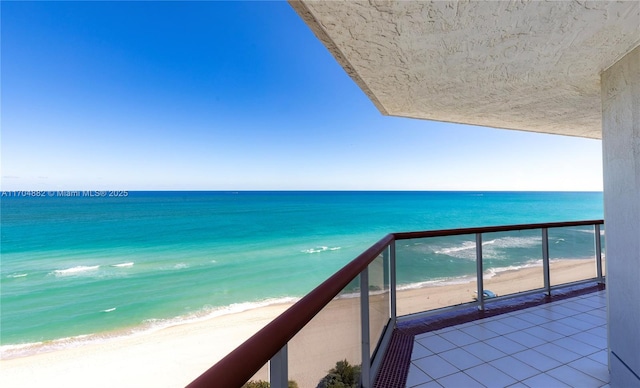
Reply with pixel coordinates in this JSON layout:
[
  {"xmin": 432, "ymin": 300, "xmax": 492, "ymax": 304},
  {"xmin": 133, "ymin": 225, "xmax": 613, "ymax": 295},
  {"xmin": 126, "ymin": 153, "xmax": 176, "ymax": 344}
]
[{"xmin": 1, "ymin": 1, "xmax": 603, "ymax": 191}]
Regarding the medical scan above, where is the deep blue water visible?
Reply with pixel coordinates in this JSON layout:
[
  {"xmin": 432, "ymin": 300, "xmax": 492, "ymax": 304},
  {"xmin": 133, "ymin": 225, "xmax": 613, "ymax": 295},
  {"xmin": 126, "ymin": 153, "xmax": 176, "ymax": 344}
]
[{"xmin": 0, "ymin": 191, "xmax": 603, "ymax": 354}]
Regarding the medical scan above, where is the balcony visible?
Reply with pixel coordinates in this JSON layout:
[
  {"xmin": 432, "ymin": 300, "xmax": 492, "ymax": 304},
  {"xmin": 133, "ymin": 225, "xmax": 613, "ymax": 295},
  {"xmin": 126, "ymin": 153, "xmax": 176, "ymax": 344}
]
[
  {"xmin": 189, "ymin": 220, "xmax": 606, "ymax": 388},
  {"xmin": 402, "ymin": 289, "xmax": 608, "ymax": 387}
]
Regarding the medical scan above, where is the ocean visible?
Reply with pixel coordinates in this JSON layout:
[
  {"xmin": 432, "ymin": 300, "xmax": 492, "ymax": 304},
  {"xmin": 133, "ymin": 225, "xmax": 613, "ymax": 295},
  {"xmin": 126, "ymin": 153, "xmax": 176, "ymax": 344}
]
[{"xmin": 0, "ymin": 191, "xmax": 603, "ymax": 357}]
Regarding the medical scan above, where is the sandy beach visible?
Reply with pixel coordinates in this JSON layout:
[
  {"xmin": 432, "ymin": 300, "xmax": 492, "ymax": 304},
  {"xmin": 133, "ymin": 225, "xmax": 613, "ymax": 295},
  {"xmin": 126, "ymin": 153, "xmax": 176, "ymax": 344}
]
[{"xmin": 0, "ymin": 259, "xmax": 601, "ymax": 387}]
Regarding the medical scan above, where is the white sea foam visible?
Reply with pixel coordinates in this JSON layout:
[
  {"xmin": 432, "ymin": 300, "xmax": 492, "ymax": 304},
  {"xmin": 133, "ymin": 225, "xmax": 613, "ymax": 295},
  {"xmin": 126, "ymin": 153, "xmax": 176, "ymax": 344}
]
[
  {"xmin": 573, "ymin": 228, "xmax": 605, "ymax": 236},
  {"xmin": 397, "ymin": 274, "xmax": 477, "ymax": 291},
  {"xmin": 101, "ymin": 308, "xmax": 116, "ymax": 313},
  {"xmin": 173, "ymin": 263, "xmax": 189, "ymax": 269},
  {"xmin": 432, "ymin": 235, "xmax": 541, "ymax": 260},
  {"xmin": 52, "ymin": 265, "xmax": 100, "ymax": 276},
  {"xmin": 1, "ymin": 334, "xmax": 95, "ymax": 360},
  {"xmin": 111, "ymin": 262, "xmax": 134, "ymax": 268},
  {"xmin": 7, "ymin": 273, "xmax": 28, "ymax": 278},
  {"xmin": 140, "ymin": 297, "xmax": 301, "ymax": 334},
  {"xmin": 483, "ymin": 260, "xmax": 542, "ymax": 279},
  {"xmin": 487, "ymin": 236, "xmax": 541, "ymax": 249},
  {"xmin": 1, "ymin": 341, "xmax": 47, "ymax": 359},
  {"xmin": 302, "ymin": 246, "xmax": 341, "ymax": 254},
  {"xmin": 397, "ymin": 260, "xmax": 544, "ymax": 290},
  {"xmin": 435, "ymin": 241, "xmax": 476, "ymax": 255}
]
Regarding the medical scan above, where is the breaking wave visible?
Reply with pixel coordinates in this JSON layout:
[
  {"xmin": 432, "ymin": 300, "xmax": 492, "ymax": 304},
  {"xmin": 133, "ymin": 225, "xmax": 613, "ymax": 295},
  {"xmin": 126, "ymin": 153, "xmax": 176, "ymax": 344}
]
[
  {"xmin": 7, "ymin": 273, "xmax": 28, "ymax": 278},
  {"xmin": 432, "ymin": 235, "xmax": 542, "ymax": 260},
  {"xmin": 51, "ymin": 265, "xmax": 100, "ymax": 276},
  {"xmin": 302, "ymin": 246, "xmax": 342, "ymax": 254},
  {"xmin": 111, "ymin": 262, "xmax": 134, "ymax": 268}
]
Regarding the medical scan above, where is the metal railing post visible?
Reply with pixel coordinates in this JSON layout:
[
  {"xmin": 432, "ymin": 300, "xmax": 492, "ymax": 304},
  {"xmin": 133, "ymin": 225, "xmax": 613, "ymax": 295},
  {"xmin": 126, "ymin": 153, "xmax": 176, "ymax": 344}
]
[
  {"xmin": 269, "ymin": 344, "xmax": 288, "ymax": 388},
  {"xmin": 390, "ymin": 241, "xmax": 397, "ymax": 321},
  {"xmin": 475, "ymin": 233, "xmax": 484, "ymax": 311},
  {"xmin": 542, "ymin": 228, "xmax": 551, "ymax": 296},
  {"xmin": 360, "ymin": 268, "xmax": 371, "ymax": 388},
  {"xmin": 594, "ymin": 224, "xmax": 604, "ymax": 283}
]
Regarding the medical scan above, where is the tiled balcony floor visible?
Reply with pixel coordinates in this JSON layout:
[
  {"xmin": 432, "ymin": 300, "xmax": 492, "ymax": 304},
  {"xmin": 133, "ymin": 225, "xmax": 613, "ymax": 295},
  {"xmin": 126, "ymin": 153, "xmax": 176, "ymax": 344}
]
[{"xmin": 405, "ymin": 290, "xmax": 609, "ymax": 388}]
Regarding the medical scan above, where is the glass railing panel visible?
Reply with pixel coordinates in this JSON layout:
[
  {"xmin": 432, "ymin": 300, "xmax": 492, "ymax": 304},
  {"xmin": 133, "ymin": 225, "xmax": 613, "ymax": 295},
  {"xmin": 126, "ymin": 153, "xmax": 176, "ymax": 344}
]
[
  {"xmin": 368, "ymin": 250, "xmax": 390, "ymax": 358},
  {"xmin": 395, "ymin": 235, "xmax": 478, "ymax": 316},
  {"xmin": 481, "ymin": 229, "xmax": 544, "ymax": 297},
  {"xmin": 287, "ymin": 276, "xmax": 362, "ymax": 388},
  {"xmin": 548, "ymin": 225, "xmax": 597, "ymax": 286}
]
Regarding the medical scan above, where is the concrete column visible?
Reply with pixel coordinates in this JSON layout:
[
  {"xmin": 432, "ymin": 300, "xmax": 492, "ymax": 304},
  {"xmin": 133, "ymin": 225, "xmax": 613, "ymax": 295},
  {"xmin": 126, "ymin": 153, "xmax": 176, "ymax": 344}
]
[{"xmin": 601, "ymin": 45, "xmax": 640, "ymax": 387}]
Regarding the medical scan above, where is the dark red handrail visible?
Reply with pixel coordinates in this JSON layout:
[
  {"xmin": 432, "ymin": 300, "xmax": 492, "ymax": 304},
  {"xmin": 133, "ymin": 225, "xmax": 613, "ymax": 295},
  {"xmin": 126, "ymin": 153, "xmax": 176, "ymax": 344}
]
[
  {"xmin": 188, "ymin": 219, "xmax": 604, "ymax": 387},
  {"xmin": 187, "ymin": 234, "xmax": 394, "ymax": 388},
  {"xmin": 393, "ymin": 219, "xmax": 604, "ymax": 240}
]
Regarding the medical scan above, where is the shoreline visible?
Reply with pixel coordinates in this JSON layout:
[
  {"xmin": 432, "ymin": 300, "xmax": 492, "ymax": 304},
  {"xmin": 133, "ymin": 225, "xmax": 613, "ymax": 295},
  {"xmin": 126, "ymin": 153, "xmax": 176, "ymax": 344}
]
[
  {"xmin": 0, "ymin": 258, "xmax": 555, "ymax": 359},
  {"xmin": 0, "ymin": 296, "xmax": 302, "ymax": 361},
  {"xmin": 0, "ymin": 258, "xmax": 600, "ymax": 387},
  {"xmin": 0, "ymin": 264, "xmax": 527, "ymax": 360}
]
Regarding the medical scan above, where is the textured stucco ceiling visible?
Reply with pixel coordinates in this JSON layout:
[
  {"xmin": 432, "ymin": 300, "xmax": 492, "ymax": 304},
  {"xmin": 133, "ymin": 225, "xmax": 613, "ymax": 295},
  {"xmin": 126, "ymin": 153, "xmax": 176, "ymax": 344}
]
[{"xmin": 290, "ymin": 0, "xmax": 640, "ymax": 139}]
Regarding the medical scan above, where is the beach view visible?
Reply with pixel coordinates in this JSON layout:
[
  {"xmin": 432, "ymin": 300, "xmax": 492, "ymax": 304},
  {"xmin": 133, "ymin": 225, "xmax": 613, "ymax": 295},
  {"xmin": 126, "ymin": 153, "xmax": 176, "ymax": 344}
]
[
  {"xmin": 1, "ymin": 1, "xmax": 611, "ymax": 387},
  {"xmin": 1, "ymin": 191, "xmax": 604, "ymax": 386}
]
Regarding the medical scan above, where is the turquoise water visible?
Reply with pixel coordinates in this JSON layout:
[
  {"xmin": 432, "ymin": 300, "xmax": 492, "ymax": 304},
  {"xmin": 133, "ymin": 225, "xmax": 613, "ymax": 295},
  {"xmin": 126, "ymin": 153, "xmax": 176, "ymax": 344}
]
[{"xmin": 0, "ymin": 191, "xmax": 603, "ymax": 355}]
